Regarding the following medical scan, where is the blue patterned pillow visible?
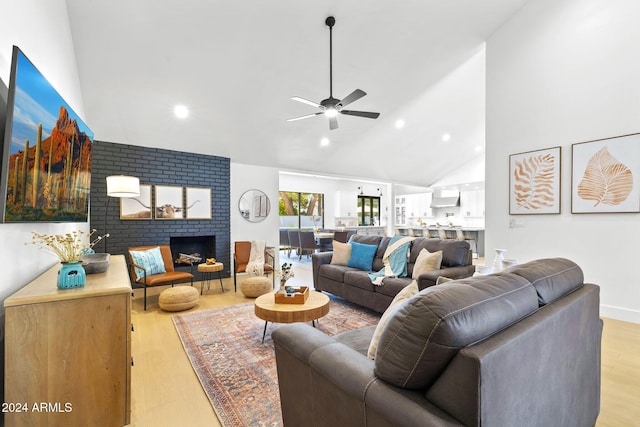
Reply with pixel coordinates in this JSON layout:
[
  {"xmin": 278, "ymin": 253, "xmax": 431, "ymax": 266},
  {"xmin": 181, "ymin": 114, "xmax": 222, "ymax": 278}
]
[
  {"xmin": 347, "ymin": 241, "xmax": 378, "ymax": 271},
  {"xmin": 129, "ymin": 247, "xmax": 166, "ymax": 281}
]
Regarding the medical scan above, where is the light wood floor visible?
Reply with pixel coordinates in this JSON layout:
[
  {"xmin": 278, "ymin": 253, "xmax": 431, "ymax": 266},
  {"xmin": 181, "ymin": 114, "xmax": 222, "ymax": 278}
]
[{"xmin": 129, "ymin": 258, "xmax": 640, "ymax": 426}]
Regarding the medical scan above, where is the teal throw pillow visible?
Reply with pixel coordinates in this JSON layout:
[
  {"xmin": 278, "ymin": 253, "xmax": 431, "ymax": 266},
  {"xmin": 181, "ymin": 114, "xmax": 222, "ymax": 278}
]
[
  {"xmin": 347, "ymin": 241, "xmax": 378, "ymax": 271},
  {"xmin": 129, "ymin": 246, "xmax": 166, "ymax": 281}
]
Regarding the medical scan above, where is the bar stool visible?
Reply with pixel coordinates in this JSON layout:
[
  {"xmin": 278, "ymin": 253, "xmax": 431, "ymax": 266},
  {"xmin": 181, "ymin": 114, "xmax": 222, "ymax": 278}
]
[
  {"xmin": 455, "ymin": 229, "xmax": 477, "ymax": 257},
  {"xmin": 438, "ymin": 228, "xmax": 454, "ymax": 240}
]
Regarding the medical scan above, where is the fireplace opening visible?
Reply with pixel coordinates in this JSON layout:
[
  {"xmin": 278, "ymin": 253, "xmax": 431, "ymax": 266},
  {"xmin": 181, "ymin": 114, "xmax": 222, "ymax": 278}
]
[{"xmin": 169, "ymin": 235, "xmax": 215, "ymax": 266}]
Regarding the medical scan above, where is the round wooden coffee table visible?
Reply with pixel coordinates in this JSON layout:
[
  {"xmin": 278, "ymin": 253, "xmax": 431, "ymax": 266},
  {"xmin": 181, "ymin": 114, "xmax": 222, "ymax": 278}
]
[{"xmin": 254, "ymin": 290, "xmax": 330, "ymax": 342}]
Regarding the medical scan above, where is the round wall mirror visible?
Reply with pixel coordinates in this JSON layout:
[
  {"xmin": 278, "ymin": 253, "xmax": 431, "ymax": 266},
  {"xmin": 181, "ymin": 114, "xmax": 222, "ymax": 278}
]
[{"xmin": 239, "ymin": 189, "xmax": 270, "ymax": 222}]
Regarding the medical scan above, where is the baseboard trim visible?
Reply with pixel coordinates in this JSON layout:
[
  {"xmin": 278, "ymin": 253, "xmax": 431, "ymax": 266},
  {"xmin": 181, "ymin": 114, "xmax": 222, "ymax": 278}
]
[{"xmin": 600, "ymin": 304, "xmax": 640, "ymax": 324}]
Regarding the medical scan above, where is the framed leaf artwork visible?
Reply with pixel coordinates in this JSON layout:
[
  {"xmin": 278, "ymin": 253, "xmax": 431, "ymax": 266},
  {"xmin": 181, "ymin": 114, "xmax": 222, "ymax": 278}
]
[
  {"xmin": 572, "ymin": 133, "xmax": 640, "ymax": 213},
  {"xmin": 509, "ymin": 146, "xmax": 561, "ymax": 215}
]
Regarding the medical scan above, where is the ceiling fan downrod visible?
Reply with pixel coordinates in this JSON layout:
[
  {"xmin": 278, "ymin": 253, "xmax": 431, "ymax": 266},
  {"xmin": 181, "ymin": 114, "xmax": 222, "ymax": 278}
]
[{"xmin": 326, "ymin": 16, "xmax": 335, "ymax": 98}]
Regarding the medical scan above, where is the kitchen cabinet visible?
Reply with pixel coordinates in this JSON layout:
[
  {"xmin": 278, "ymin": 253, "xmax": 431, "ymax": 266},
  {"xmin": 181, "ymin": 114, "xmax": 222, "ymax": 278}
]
[
  {"xmin": 397, "ymin": 193, "xmax": 432, "ymax": 226},
  {"xmin": 460, "ymin": 189, "xmax": 485, "ymax": 218},
  {"xmin": 4, "ymin": 255, "xmax": 132, "ymax": 426}
]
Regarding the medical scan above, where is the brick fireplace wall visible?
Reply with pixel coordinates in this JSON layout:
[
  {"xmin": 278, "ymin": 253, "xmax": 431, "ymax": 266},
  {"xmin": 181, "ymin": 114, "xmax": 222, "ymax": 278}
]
[{"xmin": 90, "ymin": 141, "xmax": 231, "ymax": 277}]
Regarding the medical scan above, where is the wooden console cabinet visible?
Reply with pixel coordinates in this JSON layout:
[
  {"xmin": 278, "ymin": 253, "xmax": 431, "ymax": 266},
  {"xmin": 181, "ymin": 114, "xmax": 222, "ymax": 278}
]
[{"xmin": 4, "ymin": 255, "xmax": 131, "ymax": 426}]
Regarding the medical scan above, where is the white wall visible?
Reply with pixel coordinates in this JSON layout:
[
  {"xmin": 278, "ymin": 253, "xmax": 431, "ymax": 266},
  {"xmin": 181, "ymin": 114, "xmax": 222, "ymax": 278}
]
[
  {"xmin": 0, "ymin": 0, "xmax": 89, "ymax": 306},
  {"xmin": 486, "ymin": 0, "xmax": 640, "ymax": 323},
  {"xmin": 230, "ymin": 163, "xmax": 280, "ymax": 264}
]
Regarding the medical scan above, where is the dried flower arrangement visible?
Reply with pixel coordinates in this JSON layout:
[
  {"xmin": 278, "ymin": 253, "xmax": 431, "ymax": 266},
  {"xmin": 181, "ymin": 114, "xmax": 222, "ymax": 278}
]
[{"xmin": 27, "ymin": 229, "xmax": 108, "ymax": 262}]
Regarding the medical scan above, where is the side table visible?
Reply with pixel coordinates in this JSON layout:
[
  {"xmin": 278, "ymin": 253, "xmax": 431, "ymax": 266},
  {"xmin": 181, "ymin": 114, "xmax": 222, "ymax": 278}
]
[{"xmin": 197, "ymin": 262, "xmax": 224, "ymax": 294}]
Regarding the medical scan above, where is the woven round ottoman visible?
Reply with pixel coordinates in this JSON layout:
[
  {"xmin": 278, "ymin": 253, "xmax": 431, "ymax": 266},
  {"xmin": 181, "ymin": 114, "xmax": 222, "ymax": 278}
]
[
  {"xmin": 241, "ymin": 276, "xmax": 273, "ymax": 298},
  {"xmin": 159, "ymin": 286, "xmax": 199, "ymax": 312}
]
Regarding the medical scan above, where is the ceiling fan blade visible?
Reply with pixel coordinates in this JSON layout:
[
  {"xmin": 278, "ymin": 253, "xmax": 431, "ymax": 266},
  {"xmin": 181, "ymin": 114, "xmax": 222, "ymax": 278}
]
[
  {"xmin": 291, "ymin": 96, "xmax": 321, "ymax": 108},
  {"xmin": 329, "ymin": 116, "xmax": 339, "ymax": 130},
  {"xmin": 287, "ymin": 112, "xmax": 323, "ymax": 122},
  {"xmin": 340, "ymin": 110, "xmax": 380, "ymax": 119},
  {"xmin": 339, "ymin": 89, "xmax": 366, "ymax": 108}
]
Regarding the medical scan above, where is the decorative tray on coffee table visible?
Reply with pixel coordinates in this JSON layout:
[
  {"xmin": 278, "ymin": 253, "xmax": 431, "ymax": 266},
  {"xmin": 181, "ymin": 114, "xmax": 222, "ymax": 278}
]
[{"xmin": 274, "ymin": 286, "xmax": 309, "ymax": 304}]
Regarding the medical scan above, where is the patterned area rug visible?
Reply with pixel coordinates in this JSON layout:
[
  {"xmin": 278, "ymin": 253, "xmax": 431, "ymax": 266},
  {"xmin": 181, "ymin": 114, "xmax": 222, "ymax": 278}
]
[{"xmin": 172, "ymin": 296, "xmax": 380, "ymax": 427}]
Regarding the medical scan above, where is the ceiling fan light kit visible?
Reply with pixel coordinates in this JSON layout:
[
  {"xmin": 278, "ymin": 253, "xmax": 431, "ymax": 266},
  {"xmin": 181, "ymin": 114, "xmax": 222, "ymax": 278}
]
[{"xmin": 287, "ymin": 16, "xmax": 380, "ymax": 130}]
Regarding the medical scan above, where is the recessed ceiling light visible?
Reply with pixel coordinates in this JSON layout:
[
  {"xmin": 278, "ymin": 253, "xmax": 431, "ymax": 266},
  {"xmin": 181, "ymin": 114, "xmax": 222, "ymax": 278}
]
[
  {"xmin": 442, "ymin": 133, "xmax": 451, "ymax": 142},
  {"xmin": 174, "ymin": 105, "xmax": 189, "ymax": 119},
  {"xmin": 320, "ymin": 137, "xmax": 330, "ymax": 147},
  {"xmin": 474, "ymin": 145, "xmax": 483, "ymax": 152},
  {"xmin": 395, "ymin": 119, "xmax": 405, "ymax": 129}
]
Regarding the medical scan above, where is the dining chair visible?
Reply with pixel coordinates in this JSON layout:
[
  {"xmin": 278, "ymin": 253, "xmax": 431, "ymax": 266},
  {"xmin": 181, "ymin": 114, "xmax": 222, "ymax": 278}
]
[
  {"xmin": 298, "ymin": 231, "xmax": 321, "ymax": 260},
  {"xmin": 287, "ymin": 230, "xmax": 301, "ymax": 259},
  {"xmin": 332, "ymin": 231, "xmax": 349, "ymax": 243},
  {"xmin": 279, "ymin": 229, "xmax": 291, "ymax": 257}
]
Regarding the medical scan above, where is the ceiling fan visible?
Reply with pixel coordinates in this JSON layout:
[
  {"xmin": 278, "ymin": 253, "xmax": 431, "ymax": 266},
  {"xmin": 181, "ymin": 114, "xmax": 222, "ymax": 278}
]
[{"xmin": 287, "ymin": 16, "xmax": 380, "ymax": 130}]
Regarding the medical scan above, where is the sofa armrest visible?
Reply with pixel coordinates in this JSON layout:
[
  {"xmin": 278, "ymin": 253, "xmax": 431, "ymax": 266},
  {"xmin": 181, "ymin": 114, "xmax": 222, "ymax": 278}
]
[
  {"xmin": 273, "ymin": 323, "xmax": 373, "ymax": 426},
  {"xmin": 417, "ymin": 265, "xmax": 476, "ymax": 290},
  {"xmin": 312, "ymin": 252, "xmax": 333, "ymax": 287},
  {"xmin": 273, "ymin": 323, "xmax": 462, "ymax": 427}
]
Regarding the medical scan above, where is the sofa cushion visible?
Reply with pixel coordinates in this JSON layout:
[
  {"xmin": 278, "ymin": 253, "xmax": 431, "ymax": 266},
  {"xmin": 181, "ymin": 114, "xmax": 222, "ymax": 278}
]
[
  {"xmin": 376, "ymin": 277, "xmax": 413, "ymax": 297},
  {"xmin": 506, "ymin": 258, "xmax": 584, "ymax": 305},
  {"xmin": 331, "ymin": 240, "xmax": 351, "ymax": 265},
  {"xmin": 318, "ymin": 264, "xmax": 353, "ymax": 283},
  {"xmin": 335, "ymin": 325, "xmax": 376, "ymax": 356},
  {"xmin": 409, "ymin": 238, "xmax": 469, "ymax": 268},
  {"xmin": 436, "ymin": 276, "xmax": 454, "ymax": 285},
  {"xmin": 374, "ymin": 273, "xmax": 538, "ymax": 389},
  {"xmin": 411, "ymin": 248, "xmax": 443, "ymax": 279},
  {"xmin": 368, "ymin": 281, "xmax": 418, "ymax": 359},
  {"xmin": 347, "ymin": 241, "xmax": 378, "ymax": 271},
  {"xmin": 344, "ymin": 270, "xmax": 377, "ymax": 291}
]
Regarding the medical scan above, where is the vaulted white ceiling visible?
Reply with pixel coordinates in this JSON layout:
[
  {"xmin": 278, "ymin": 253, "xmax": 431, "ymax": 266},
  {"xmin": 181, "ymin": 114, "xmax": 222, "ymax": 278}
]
[{"xmin": 65, "ymin": 0, "xmax": 529, "ymax": 187}]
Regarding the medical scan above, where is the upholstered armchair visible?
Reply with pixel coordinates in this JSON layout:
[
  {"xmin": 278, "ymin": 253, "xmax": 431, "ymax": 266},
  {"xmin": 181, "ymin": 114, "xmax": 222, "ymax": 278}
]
[
  {"xmin": 127, "ymin": 245, "xmax": 194, "ymax": 310},
  {"xmin": 233, "ymin": 241, "xmax": 274, "ymax": 292}
]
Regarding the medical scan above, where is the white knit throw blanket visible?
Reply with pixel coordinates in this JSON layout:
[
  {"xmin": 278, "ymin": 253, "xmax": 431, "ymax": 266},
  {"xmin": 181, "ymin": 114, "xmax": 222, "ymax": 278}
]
[{"xmin": 246, "ymin": 240, "xmax": 266, "ymax": 276}]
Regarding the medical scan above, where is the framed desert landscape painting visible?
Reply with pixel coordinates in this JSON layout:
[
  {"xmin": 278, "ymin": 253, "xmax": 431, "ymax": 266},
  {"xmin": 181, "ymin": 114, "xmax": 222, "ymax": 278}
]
[
  {"xmin": 509, "ymin": 146, "xmax": 561, "ymax": 215},
  {"xmin": 154, "ymin": 185, "xmax": 184, "ymax": 219},
  {"xmin": 120, "ymin": 184, "xmax": 152, "ymax": 219},
  {"xmin": 572, "ymin": 133, "xmax": 640, "ymax": 213},
  {"xmin": 185, "ymin": 187, "xmax": 211, "ymax": 219},
  {"xmin": 1, "ymin": 47, "xmax": 94, "ymax": 222}
]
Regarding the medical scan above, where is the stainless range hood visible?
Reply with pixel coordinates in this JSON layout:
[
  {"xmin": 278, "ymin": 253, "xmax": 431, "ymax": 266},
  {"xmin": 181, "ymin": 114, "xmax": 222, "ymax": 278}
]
[{"xmin": 430, "ymin": 194, "xmax": 460, "ymax": 208}]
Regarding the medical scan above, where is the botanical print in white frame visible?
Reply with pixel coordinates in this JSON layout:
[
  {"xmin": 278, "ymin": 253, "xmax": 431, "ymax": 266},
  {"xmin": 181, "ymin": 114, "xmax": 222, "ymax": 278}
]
[
  {"xmin": 154, "ymin": 185, "xmax": 184, "ymax": 219},
  {"xmin": 572, "ymin": 133, "xmax": 640, "ymax": 213},
  {"xmin": 509, "ymin": 146, "xmax": 561, "ymax": 215},
  {"xmin": 120, "ymin": 184, "xmax": 152, "ymax": 219},
  {"xmin": 185, "ymin": 187, "xmax": 212, "ymax": 219}
]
